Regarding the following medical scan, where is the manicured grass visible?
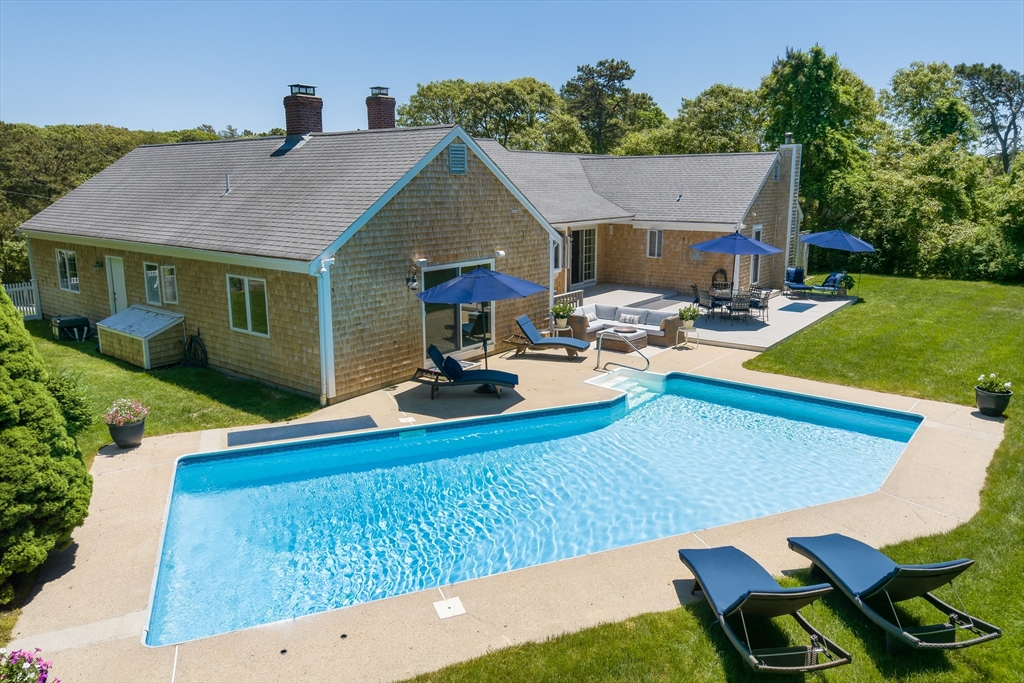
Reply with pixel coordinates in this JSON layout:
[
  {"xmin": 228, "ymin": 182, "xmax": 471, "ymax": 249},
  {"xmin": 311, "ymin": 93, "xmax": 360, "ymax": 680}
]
[
  {"xmin": 409, "ymin": 275, "xmax": 1024, "ymax": 682},
  {"xmin": 0, "ymin": 322, "xmax": 319, "ymax": 647},
  {"xmin": 24, "ymin": 321, "xmax": 318, "ymax": 466}
]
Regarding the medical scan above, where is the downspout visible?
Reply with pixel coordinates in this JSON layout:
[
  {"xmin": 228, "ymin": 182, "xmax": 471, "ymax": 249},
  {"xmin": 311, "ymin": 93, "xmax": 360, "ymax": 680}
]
[{"xmin": 316, "ymin": 257, "xmax": 336, "ymax": 405}]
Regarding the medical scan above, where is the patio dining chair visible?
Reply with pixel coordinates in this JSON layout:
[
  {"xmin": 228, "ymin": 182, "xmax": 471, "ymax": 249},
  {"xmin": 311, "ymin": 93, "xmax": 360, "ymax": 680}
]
[
  {"xmin": 691, "ymin": 283, "xmax": 700, "ymax": 304},
  {"xmin": 727, "ymin": 293, "xmax": 751, "ymax": 325},
  {"xmin": 698, "ymin": 289, "xmax": 716, "ymax": 318},
  {"xmin": 749, "ymin": 287, "xmax": 771, "ymax": 322},
  {"xmin": 711, "ymin": 268, "xmax": 731, "ymax": 293}
]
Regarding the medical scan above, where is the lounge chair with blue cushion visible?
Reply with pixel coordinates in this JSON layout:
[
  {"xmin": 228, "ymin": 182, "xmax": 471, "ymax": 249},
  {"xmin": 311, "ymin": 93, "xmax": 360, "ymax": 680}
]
[
  {"xmin": 509, "ymin": 315, "xmax": 591, "ymax": 358},
  {"xmin": 424, "ymin": 345, "xmax": 518, "ymax": 399},
  {"xmin": 788, "ymin": 534, "xmax": 1001, "ymax": 651},
  {"xmin": 784, "ymin": 267, "xmax": 813, "ymax": 297},
  {"xmin": 811, "ymin": 271, "xmax": 846, "ymax": 297},
  {"xmin": 678, "ymin": 546, "xmax": 851, "ymax": 673}
]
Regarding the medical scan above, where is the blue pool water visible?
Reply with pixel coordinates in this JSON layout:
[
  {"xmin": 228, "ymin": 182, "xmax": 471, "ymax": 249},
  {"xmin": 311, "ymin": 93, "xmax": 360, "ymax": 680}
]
[{"xmin": 146, "ymin": 373, "xmax": 921, "ymax": 646}]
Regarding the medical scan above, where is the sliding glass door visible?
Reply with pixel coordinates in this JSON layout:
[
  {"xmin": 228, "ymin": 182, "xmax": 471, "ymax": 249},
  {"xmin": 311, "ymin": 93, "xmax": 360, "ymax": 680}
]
[{"xmin": 422, "ymin": 261, "xmax": 492, "ymax": 359}]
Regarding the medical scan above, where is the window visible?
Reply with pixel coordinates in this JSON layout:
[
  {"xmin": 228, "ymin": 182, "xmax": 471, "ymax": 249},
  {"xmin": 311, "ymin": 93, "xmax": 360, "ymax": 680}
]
[
  {"xmin": 448, "ymin": 144, "xmax": 467, "ymax": 174},
  {"xmin": 422, "ymin": 261, "xmax": 491, "ymax": 356},
  {"xmin": 227, "ymin": 275, "xmax": 269, "ymax": 336},
  {"xmin": 161, "ymin": 265, "xmax": 178, "ymax": 304},
  {"xmin": 56, "ymin": 249, "xmax": 79, "ymax": 292},
  {"xmin": 647, "ymin": 229, "xmax": 663, "ymax": 258},
  {"xmin": 751, "ymin": 226, "xmax": 763, "ymax": 284},
  {"xmin": 552, "ymin": 241, "xmax": 561, "ymax": 270},
  {"xmin": 144, "ymin": 263, "xmax": 161, "ymax": 304}
]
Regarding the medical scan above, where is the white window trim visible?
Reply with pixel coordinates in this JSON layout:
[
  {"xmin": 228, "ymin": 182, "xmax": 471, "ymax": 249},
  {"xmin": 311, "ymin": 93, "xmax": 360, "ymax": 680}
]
[
  {"xmin": 143, "ymin": 262, "xmax": 161, "ymax": 305},
  {"xmin": 751, "ymin": 225, "xmax": 764, "ymax": 285},
  {"xmin": 55, "ymin": 249, "xmax": 80, "ymax": 293},
  {"xmin": 226, "ymin": 274, "xmax": 270, "ymax": 338},
  {"xmin": 647, "ymin": 229, "xmax": 663, "ymax": 259},
  {"xmin": 552, "ymin": 240, "xmax": 561, "ymax": 271},
  {"xmin": 160, "ymin": 265, "xmax": 178, "ymax": 304}
]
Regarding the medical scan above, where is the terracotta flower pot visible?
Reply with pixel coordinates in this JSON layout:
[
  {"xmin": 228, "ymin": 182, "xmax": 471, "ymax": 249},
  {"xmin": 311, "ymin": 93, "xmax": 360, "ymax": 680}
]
[
  {"xmin": 975, "ymin": 387, "xmax": 1012, "ymax": 417},
  {"xmin": 108, "ymin": 418, "xmax": 146, "ymax": 448}
]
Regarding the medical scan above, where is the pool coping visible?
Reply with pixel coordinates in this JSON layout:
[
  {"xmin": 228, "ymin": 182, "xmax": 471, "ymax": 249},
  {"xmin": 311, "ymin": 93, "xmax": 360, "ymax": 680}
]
[{"xmin": 142, "ymin": 367, "xmax": 926, "ymax": 649}]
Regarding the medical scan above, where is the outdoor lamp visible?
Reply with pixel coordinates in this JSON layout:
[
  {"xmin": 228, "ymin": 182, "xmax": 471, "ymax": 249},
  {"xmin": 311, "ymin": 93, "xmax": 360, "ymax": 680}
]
[
  {"xmin": 494, "ymin": 249, "xmax": 506, "ymax": 258},
  {"xmin": 93, "ymin": 260, "xmax": 103, "ymax": 270},
  {"xmin": 405, "ymin": 267, "xmax": 419, "ymax": 290}
]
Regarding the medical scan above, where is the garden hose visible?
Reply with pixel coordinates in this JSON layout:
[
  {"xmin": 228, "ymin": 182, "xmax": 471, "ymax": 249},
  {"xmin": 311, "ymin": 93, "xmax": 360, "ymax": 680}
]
[{"xmin": 183, "ymin": 330, "xmax": 208, "ymax": 368}]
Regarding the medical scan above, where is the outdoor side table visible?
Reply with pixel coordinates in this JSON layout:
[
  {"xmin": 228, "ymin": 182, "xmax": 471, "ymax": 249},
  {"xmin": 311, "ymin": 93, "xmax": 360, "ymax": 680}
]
[
  {"xmin": 551, "ymin": 326, "xmax": 574, "ymax": 338},
  {"xmin": 675, "ymin": 326, "xmax": 700, "ymax": 348}
]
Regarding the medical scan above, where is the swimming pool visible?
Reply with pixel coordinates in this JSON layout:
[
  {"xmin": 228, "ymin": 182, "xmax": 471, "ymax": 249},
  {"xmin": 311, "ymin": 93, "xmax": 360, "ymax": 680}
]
[{"xmin": 145, "ymin": 372, "xmax": 922, "ymax": 646}]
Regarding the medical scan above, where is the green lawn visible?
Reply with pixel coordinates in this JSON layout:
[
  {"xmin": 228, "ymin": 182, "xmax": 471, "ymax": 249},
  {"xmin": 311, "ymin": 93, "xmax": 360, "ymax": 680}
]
[
  {"xmin": 0, "ymin": 321, "xmax": 319, "ymax": 646},
  {"xmin": 409, "ymin": 275, "xmax": 1024, "ymax": 683},
  {"xmin": 24, "ymin": 320, "xmax": 317, "ymax": 466}
]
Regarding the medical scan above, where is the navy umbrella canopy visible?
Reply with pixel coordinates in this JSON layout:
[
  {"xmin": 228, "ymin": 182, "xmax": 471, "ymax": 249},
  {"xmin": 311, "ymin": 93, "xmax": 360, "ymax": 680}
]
[
  {"xmin": 417, "ymin": 266, "xmax": 547, "ymax": 370},
  {"xmin": 800, "ymin": 230, "xmax": 875, "ymax": 253},
  {"xmin": 691, "ymin": 231, "xmax": 782, "ymax": 290}
]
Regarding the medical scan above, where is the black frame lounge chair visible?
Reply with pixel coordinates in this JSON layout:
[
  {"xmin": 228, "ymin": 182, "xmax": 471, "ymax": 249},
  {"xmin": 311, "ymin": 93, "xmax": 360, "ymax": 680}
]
[
  {"xmin": 507, "ymin": 315, "xmax": 590, "ymax": 358},
  {"xmin": 784, "ymin": 267, "xmax": 813, "ymax": 297},
  {"xmin": 679, "ymin": 546, "xmax": 852, "ymax": 673},
  {"xmin": 424, "ymin": 345, "xmax": 518, "ymax": 399},
  {"xmin": 788, "ymin": 534, "xmax": 1001, "ymax": 651}
]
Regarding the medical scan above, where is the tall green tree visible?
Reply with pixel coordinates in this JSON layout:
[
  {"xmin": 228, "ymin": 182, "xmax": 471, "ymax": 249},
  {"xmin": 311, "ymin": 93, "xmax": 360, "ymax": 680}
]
[
  {"xmin": 0, "ymin": 288, "xmax": 93, "ymax": 603},
  {"xmin": 954, "ymin": 63, "xmax": 1024, "ymax": 173},
  {"xmin": 881, "ymin": 62, "xmax": 977, "ymax": 146},
  {"xmin": 560, "ymin": 59, "xmax": 661, "ymax": 153},
  {"xmin": 674, "ymin": 84, "xmax": 762, "ymax": 154},
  {"xmin": 759, "ymin": 45, "xmax": 881, "ymax": 232},
  {"xmin": 397, "ymin": 78, "xmax": 560, "ymax": 147}
]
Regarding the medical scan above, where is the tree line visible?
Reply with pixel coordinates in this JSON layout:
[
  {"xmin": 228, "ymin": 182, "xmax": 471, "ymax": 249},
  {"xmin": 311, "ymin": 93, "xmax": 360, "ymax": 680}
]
[{"xmin": 1, "ymin": 47, "xmax": 1021, "ymax": 283}]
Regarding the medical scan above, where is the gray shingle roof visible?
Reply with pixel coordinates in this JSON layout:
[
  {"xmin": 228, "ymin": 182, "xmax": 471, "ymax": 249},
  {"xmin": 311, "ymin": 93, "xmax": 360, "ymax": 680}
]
[
  {"xmin": 475, "ymin": 140, "xmax": 632, "ymax": 224},
  {"xmin": 581, "ymin": 153, "xmax": 778, "ymax": 224},
  {"xmin": 479, "ymin": 140, "xmax": 779, "ymax": 227},
  {"xmin": 20, "ymin": 126, "xmax": 457, "ymax": 262}
]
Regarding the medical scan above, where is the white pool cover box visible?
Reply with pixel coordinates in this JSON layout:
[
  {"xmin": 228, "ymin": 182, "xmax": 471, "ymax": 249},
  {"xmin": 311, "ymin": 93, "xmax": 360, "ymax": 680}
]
[{"xmin": 96, "ymin": 305, "xmax": 185, "ymax": 370}]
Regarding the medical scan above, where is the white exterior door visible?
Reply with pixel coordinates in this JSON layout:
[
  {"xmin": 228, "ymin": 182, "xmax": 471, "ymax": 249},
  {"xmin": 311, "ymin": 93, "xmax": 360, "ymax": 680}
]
[{"xmin": 105, "ymin": 256, "xmax": 127, "ymax": 314}]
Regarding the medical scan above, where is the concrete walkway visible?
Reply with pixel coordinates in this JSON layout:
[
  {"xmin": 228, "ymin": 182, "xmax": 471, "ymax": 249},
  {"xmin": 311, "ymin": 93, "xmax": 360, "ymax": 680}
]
[{"xmin": 9, "ymin": 345, "xmax": 1004, "ymax": 683}]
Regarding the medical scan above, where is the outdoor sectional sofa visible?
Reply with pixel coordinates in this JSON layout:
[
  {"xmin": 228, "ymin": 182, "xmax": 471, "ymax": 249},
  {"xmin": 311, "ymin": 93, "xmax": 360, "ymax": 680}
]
[{"xmin": 569, "ymin": 304, "xmax": 681, "ymax": 347}]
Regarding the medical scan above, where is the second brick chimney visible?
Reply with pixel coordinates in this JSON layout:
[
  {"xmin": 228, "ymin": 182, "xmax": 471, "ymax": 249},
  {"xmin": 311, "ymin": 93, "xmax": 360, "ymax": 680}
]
[
  {"xmin": 366, "ymin": 86, "xmax": 396, "ymax": 129},
  {"xmin": 284, "ymin": 84, "xmax": 323, "ymax": 136}
]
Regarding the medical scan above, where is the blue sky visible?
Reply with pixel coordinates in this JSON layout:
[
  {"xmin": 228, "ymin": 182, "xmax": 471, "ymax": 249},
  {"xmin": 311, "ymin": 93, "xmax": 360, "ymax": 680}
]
[{"xmin": 2, "ymin": 0, "xmax": 1021, "ymax": 133}]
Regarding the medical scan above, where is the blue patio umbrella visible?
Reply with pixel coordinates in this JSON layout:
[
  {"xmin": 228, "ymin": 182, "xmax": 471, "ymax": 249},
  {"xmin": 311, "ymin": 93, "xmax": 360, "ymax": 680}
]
[
  {"xmin": 800, "ymin": 230, "xmax": 875, "ymax": 253},
  {"xmin": 691, "ymin": 231, "xmax": 782, "ymax": 288},
  {"xmin": 801, "ymin": 230, "xmax": 876, "ymax": 296},
  {"xmin": 417, "ymin": 266, "xmax": 547, "ymax": 373}
]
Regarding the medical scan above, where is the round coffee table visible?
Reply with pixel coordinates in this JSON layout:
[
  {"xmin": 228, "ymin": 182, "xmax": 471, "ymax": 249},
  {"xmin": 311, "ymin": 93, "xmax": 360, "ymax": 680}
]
[{"xmin": 614, "ymin": 325, "xmax": 637, "ymax": 334}]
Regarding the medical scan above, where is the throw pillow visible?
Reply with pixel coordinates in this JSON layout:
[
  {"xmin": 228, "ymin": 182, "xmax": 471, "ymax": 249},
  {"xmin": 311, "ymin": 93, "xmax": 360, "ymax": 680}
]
[
  {"xmin": 442, "ymin": 356, "xmax": 464, "ymax": 380},
  {"xmin": 618, "ymin": 313, "xmax": 640, "ymax": 325},
  {"xmin": 585, "ymin": 313, "xmax": 598, "ymax": 324}
]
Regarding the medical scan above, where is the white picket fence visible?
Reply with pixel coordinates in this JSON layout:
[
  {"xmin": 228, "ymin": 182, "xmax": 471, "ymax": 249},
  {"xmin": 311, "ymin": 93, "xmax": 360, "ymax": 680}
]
[{"xmin": 3, "ymin": 279, "xmax": 42, "ymax": 320}]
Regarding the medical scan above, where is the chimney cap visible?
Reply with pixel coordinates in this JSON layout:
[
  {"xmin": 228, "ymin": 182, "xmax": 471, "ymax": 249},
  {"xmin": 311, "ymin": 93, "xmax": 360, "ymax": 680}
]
[
  {"xmin": 289, "ymin": 84, "xmax": 317, "ymax": 97},
  {"xmin": 784, "ymin": 132, "xmax": 794, "ymax": 144},
  {"xmin": 369, "ymin": 86, "xmax": 390, "ymax": 97}
]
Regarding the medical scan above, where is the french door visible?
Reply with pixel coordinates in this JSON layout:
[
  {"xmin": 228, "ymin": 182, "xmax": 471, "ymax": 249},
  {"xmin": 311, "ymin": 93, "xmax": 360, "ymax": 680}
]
[
  {"xmin": 422, "ymin": 261, "xmax": 493, "ymax": 359},
  {"xmin": 570, "ymin": 228, "xmax": 596, "ymax": 287}
]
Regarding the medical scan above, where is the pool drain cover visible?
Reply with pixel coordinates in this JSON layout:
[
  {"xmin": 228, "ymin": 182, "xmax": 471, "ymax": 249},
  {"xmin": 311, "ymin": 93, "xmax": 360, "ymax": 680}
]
[{"xmin": 433, "ymin": 597, "xmax": 466, "ymax": 619}]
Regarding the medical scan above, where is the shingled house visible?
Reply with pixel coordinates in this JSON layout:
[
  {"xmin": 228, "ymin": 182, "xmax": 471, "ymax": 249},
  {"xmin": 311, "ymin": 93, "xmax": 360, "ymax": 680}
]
[{"xmin": 19, "ymin": 85, "xmax": 801, "ymax": 403}]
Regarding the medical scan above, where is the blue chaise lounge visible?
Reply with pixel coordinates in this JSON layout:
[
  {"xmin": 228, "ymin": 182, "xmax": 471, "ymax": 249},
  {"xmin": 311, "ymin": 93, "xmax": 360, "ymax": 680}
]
[
  {"xmin": 784, "ymin": 266, "xmax": 814, "ymax": 297},
  {"xmin": 510, "ymin": 315, "xmax": 591, "ymax": 358},
  {"xmin": 811, "ymin": 271, "xmax": 846, "ymax": 297},
  {"xmin": 425, "ymin": 345, "xmax": 518, "ymax": 399},
  {"xmin": 788, "ymin": 533, "xmax": 1001, "ymax": 651},
  {"xmin": 678, "ymin": 546, "xmax": 852, "ymax": 673}
]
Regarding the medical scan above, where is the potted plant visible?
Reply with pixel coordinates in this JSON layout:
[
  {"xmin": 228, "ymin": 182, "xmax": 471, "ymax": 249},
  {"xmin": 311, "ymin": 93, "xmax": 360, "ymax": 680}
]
[
  {"xmin": 551, "ymin": 301, "xmax": 576, "ymax": 329},
  {"xmin": 839, "ymin": 274, "xmax": 855, "ymax": 297},
  {"xmin": 975, "ymin": 373, "xmax": 1012, "ymax": 417},
  {"xmin": 678, "ymin": 305, "xmax": 701, "ymax": 329},
  {"xmin": 103, "ymin": 398, "xmax": 150, "ymax": 448}
]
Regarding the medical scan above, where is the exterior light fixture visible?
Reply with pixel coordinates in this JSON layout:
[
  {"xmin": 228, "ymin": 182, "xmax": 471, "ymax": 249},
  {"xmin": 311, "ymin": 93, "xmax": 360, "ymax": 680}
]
[
  {"xmin": 93, "ymin": 260, "xmax": 103, "ymax": 270},
  {"xmin": 406, "ymin": 259, "xmax": 427, "ymax": 290},
  {"xmin": 319, "ymin": 257, "xmax": 335, "ymax": 274},
  {"xmin": 494, "ymin": 250, "xmax": 506, "ymax": 258}
]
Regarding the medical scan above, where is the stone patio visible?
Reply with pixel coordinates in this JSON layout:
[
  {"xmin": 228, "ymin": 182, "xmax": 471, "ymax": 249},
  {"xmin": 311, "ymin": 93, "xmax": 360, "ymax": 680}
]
[
  {"xmin": 8, "ymin": 345, "xmax": 1005, "ymax": 683},
  {"xmin": 583, "ymin": 284, "xmax": 854, "ymax": 351}
]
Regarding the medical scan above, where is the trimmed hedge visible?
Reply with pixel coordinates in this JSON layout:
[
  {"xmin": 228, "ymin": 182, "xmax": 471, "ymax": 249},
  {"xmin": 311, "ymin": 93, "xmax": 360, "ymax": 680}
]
[{"xmin": 0, "ymin": 288, "xmax": 92, "ymax": 603}]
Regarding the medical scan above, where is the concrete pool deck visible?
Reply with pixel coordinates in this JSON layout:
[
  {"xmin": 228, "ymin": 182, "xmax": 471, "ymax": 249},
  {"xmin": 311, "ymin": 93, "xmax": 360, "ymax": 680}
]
[{"xmin": 9, "ymin": 345, "xmax": 1005, "ymax": 682}]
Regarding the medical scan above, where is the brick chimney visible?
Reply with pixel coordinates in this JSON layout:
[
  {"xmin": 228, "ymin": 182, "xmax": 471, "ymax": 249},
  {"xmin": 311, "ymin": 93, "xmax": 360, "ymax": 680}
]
[
  {"xmin": 366, "ymin": 86, "xmax": 396, "ymax": 129},
  {"xmin": 283, "ymin": 84, "xmax": 323, "ymax": 136}
]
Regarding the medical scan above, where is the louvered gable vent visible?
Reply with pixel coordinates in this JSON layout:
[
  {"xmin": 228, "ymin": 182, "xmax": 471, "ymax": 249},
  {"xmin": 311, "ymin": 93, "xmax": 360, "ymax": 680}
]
[{"xmin": 449, "ymin": 144, "xmax": 467, "ymax": 175}]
